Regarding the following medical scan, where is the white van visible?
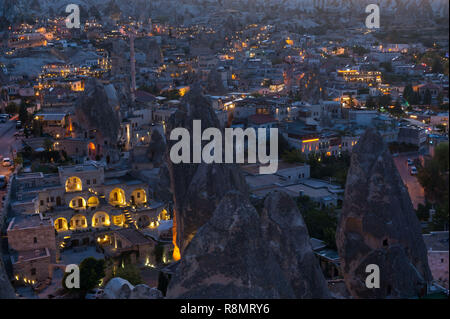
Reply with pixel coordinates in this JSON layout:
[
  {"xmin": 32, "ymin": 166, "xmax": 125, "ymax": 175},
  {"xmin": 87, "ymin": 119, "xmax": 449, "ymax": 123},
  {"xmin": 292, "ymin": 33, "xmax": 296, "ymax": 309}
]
[{"xmin": 2, "ymin": 158, "xmax": 12, "ymax": 167}]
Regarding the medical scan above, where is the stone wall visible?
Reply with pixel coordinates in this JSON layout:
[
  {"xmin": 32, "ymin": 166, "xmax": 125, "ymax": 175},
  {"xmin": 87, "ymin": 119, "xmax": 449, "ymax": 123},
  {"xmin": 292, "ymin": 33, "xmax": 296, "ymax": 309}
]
[
  {"xmin": 428, "ymin": 251, "xmax": 449, "ymax": 288},
  {"xmin": 7, "ymin": 221, "xmax": 58, "ymax": 262},
  {"xmin": 12, "ymin": 250, "xmax": 51, "ymax": 282}
]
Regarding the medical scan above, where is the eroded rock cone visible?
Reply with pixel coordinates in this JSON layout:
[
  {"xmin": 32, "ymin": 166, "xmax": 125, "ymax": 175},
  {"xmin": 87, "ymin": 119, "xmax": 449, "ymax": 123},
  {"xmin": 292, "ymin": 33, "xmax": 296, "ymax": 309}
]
[
  {"xmin": 74, "ymin": 78, "xmax": 121, "ymax": 144},
  {"xmin": 0, "ymin": 257, "xmax": 15, "ymax": 298},
  {"xmin": 166, "ymin": 191, "xmax": 296, "ymax": 298},
  {"xmin": 336, "ymin": 128, "xmax": 432, "ymax": 298},
  {"xmin": 147, "ymin": 128, "xmax": 166, "ymax": 167},
  {"xmin": 167, "ymin": 190, "xmax": 332, "ymax": 299},
  {"xmin": 166, "ymin": 85, "xmax": 248, "ymax": 255},
  {"xmin": 261, "ymin": 190, "xmax": 331, "ymax": 298},
  {"xmin": 1, "ymin": 214, "xmax": 15, "ymax": 298}
]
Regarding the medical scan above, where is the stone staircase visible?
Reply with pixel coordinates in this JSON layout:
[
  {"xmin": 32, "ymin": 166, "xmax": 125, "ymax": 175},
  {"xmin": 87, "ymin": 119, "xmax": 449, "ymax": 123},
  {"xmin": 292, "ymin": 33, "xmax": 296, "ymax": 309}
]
[{"xmin": 123, "ymin": 210, "xmax": 135, "ymax": 228}]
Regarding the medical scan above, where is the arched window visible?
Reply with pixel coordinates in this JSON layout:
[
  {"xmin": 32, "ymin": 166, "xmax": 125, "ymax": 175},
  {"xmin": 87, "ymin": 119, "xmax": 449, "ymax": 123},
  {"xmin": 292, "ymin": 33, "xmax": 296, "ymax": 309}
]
[
  {"xmin": 87, "ymin": 196, "xmax": 99, "ymax": 207},
  {"xmin": 69, "ymin": 214, "xmax": 87, "ymax": 230},
  {"xmin": 54, "ymin": 217, "xmax": 68, "ymax": 232},
  {"xmin": 92, "ymin": 211, "xmax": 110, "ymax": 227},
  {"xmin": 109, "ymin": 188, "xmax": 126, "ymax": 206},
  {"xmin": 69, "ymin": 196, "xmax": 86, "ymax": 210},
  {"xmin": 131, "ymin": 188, "xmax": 147, "ymax": 205},
  {"xmin": 112, "ymin": 214, "xmax": 125, "ymax": 227},
  {"xmin": 65, "ymin": 176, "xmax": 82, "ymax": 192}
]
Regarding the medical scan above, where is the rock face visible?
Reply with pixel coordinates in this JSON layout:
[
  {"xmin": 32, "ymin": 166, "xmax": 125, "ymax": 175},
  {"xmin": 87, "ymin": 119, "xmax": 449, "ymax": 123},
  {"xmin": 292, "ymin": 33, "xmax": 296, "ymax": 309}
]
[
  {"xmin": 0, "ymin": 256, "xmax": 15, "ymax": 299},
  {"xmin": 147, "ymin": 127, "xmax": 166, "ymax": 167},
  {"xmin": 166, "ymin": 85, "xmax": 248, "ymax": 255},
  {"xmin": 261, "ymin": 191, "xmax": 331, "ymax": 298},
  {"xmin": 0, "ymin": 207, "xmax": 15, "ymax": 299},
  {"xmin": 135, "ymin": 38, "xmax": 163, "ymax": 65},
  {"xmin": 75, "ymin": 78, "xmax": 121, "ymax": 145},
  {"xmin": 167, "ymin": 191, "xmax": 331, "ymax": 298},
  {"xmin": 167, "ymin": 192, "xmax": 296, "ymax": 298},
  {"xmin": 206, "ymin": 68, "xmax": 227, "ymax": 95},
  {"xmin": 102, "ymin": 277, "xmax": 163, "ymax": 299},
  {"xmin": 336, "ymin": 128, "xmax": 432, "ymax": 298}
]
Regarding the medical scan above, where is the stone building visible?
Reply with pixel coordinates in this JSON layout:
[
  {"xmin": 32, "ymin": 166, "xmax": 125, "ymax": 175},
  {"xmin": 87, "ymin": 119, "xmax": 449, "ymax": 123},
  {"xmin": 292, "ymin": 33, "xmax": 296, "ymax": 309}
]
[
  {"xmin": 7, "ymin": 214, "xmax": 57, "ymax": 284},
  {"xmin": 10, "ymin": 163, "xmax": 168, "ymax": 250},
  {"xmin": 101, "ymin": 228, "xmax": 157, "ymax": 266},
  {"xmin": 423, "ymin": 231, "xmax": 449, "ymax": 289}
]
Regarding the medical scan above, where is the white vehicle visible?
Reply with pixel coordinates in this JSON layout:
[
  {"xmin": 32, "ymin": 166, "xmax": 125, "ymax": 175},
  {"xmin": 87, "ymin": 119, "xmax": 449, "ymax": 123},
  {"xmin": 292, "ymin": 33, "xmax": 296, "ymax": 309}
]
[
  {"xmin": 410, "ymin": 166, "xmax": 418, "ymax": 175},
  {"xmin": 2, "ymin": 158, "xmax": 12, "ymax": 167}
]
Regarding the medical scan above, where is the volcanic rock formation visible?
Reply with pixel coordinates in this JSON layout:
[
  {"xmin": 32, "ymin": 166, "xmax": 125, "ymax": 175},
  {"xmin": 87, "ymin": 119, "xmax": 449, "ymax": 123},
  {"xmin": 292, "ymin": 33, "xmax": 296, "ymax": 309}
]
[
  {"xmin": 0, "ymin": 215, "xmax": 15, "ymax": 298},
  {"xmin": 261, "ymin": 190, "xmax": 331, "ymax": 298},
  {"xmin": 0, "ymin": 256, "xmax": 15, "ymax": 298},
  {"xmin": 74, "ymin": 78, "xmax": 121, "ymax": 150},
  {"xmin": 336, "ymin": 128, "xmax": 432, "ymax": 298},
  {"xmin": 165, "ymin": 85, "xmax": 248, "ymax": 256},
  {"xmin": 167, "ymin": 191, "xmax": 331, "ymax": 298}
]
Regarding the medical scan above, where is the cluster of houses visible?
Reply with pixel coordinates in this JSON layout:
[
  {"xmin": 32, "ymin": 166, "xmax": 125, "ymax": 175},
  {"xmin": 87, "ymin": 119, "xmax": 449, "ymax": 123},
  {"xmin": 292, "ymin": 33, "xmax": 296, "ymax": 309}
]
[{"xmin": 0, "ymin": 13, "xmax": 448, "ymax": 296}]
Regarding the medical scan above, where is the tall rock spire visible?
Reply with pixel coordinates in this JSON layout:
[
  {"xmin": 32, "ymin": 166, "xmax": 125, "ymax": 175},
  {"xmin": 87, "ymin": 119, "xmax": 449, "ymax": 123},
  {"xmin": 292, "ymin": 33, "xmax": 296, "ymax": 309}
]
[{"xmin": 336, "ymin": 128, "xmax": 432, "ymax": 298}]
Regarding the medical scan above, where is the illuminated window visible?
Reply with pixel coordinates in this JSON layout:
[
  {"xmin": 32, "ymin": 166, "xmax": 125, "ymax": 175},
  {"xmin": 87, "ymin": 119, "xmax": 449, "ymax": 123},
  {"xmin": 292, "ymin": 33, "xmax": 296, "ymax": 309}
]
[
  {"xmin": 65, "ymin": 176, "xmax": 82, "ymax": 192},
  {"xmin": 69, "ymin": 196, "xmax": 86, "ymax": 210},
  {"xmin": 109, "ymin": 188, "xmax": 126, "ymax": 206},
  {"xmin": 54, "ymin": 218, "xmax": 68, "ymax": 232},
  {"xmin": 92, "ymin": 211, "xmax": 110, "ymax": 227},
  {"xmin": 87, "ymin": 196, "xmax": 99, "ymax": 207},
  {"xmin": 131, "ymin": 188, "xmax": 147, "ymax": 205},
  {"xmin": 70, "ymin": 214, "xmax": 87, "ymax": 230}
]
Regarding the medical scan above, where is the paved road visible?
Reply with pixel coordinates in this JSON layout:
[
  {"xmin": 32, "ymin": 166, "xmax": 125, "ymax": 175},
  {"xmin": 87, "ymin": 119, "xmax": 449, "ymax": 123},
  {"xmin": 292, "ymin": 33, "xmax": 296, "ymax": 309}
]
[
  {"xmin": 0, "ymin": 117, "xmax": 19, "ymax": 211},
  {"xmin": 394, "ymin": 153, "xmax": 426, "ymax": 210}
]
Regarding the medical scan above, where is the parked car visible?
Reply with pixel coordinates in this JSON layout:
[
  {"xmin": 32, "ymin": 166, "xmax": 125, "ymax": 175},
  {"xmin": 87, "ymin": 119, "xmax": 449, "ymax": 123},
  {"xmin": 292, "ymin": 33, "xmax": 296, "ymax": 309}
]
[
  {"xmin": 406, "ymin": 158, "xmax": 414, "ymax": 166},
  {"xmin": 0, "ymin": 175, "xmax": 6, "ymax": 189},
  {"xmin": 16, "ymin": 120, "xmax": 22, "ymax": 129},
  {"xmin": 410, "ymin": 166, "xmax": 418, "ymax": 175},
  {"xmin": 2, "ymin": 157, "xmax": 12, "ymax": 167}
]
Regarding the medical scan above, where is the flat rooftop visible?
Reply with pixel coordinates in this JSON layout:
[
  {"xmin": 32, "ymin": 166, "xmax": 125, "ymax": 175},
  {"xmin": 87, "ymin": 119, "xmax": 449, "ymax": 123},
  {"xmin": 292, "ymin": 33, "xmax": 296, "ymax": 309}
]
[
  {"xmin": 8, "ymin": 214, "xmax": 52, "ymax": 231},
  {"xmin": 115, "ymin": 228, "xmax": 153, "ymax": 246},
  {"xmin": 284, "ymin": 183, "xmax": 335, "ymax": 200},
  {"xmin": 241, "ymin": 161, "xmax": 305, "ymax": 175},
  {"xmin": 11, "ymin": 248, "xmax": 49, "ymax": 263},
  {"xmin": 423, "ymin": 231, "xmax": 449, "ymax": 251},
  {"xmin": 58, "ymin": 164, "xmax": 100, "ymax": 174}
]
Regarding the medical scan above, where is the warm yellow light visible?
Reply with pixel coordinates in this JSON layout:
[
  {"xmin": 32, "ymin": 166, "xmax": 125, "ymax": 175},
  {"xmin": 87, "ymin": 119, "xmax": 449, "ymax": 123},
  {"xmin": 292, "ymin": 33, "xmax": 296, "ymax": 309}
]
[{"xmin": 302, "ymin": 138, "xmax": 319, "ymax": 143}]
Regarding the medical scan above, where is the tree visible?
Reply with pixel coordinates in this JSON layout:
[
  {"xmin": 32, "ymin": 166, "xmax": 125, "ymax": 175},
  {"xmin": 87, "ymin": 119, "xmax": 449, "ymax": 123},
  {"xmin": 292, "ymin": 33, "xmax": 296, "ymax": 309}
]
[
  {"xmin": 378, "ymin": 94, "xmax": 392, "ymax": 108},
  {"xmin": 430, "ymin": 200, "xmax": 449, "ymax": 231},
  {"xmin": 63, "ymin": 257, "xmax": 105, "ymax": 297},
  {"xmin": 5, "ymin": 102, "xmax": 18, "ymax": 114},
  {"xmin": 431, "ymin": 57, "xmax": 444, "ymax": 74},
  {"xmin": 434, "ymin": 142, "xmax": 449, "ymax": 172},
  {"xmin": 114, "ymin": 264, "xmax": 143, "ymax": 285},
  {"xmin": 403, "ymin": 84, "xmax": 414, "ymax": 104},
  {"xmin": 416, "ymin": 202, "xmax": 432, "ymax": 221},
  {"xmin": 282, "ymin": 149, "xmax": 306, "ymax": 163},
  {"xmin": 388, "ymin": 100, "xmax": 404, "ymax": 116},
  {"xmin": 297, "ymin": 196, "xmax": 338, "ymax": 249},
  {"xmin": 18, "ymin": 101, "xmax": 28, "ymax": 124},
  {"xmin": 417, "ymin": 142, "xmax": 449, "ymax": 213}
]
